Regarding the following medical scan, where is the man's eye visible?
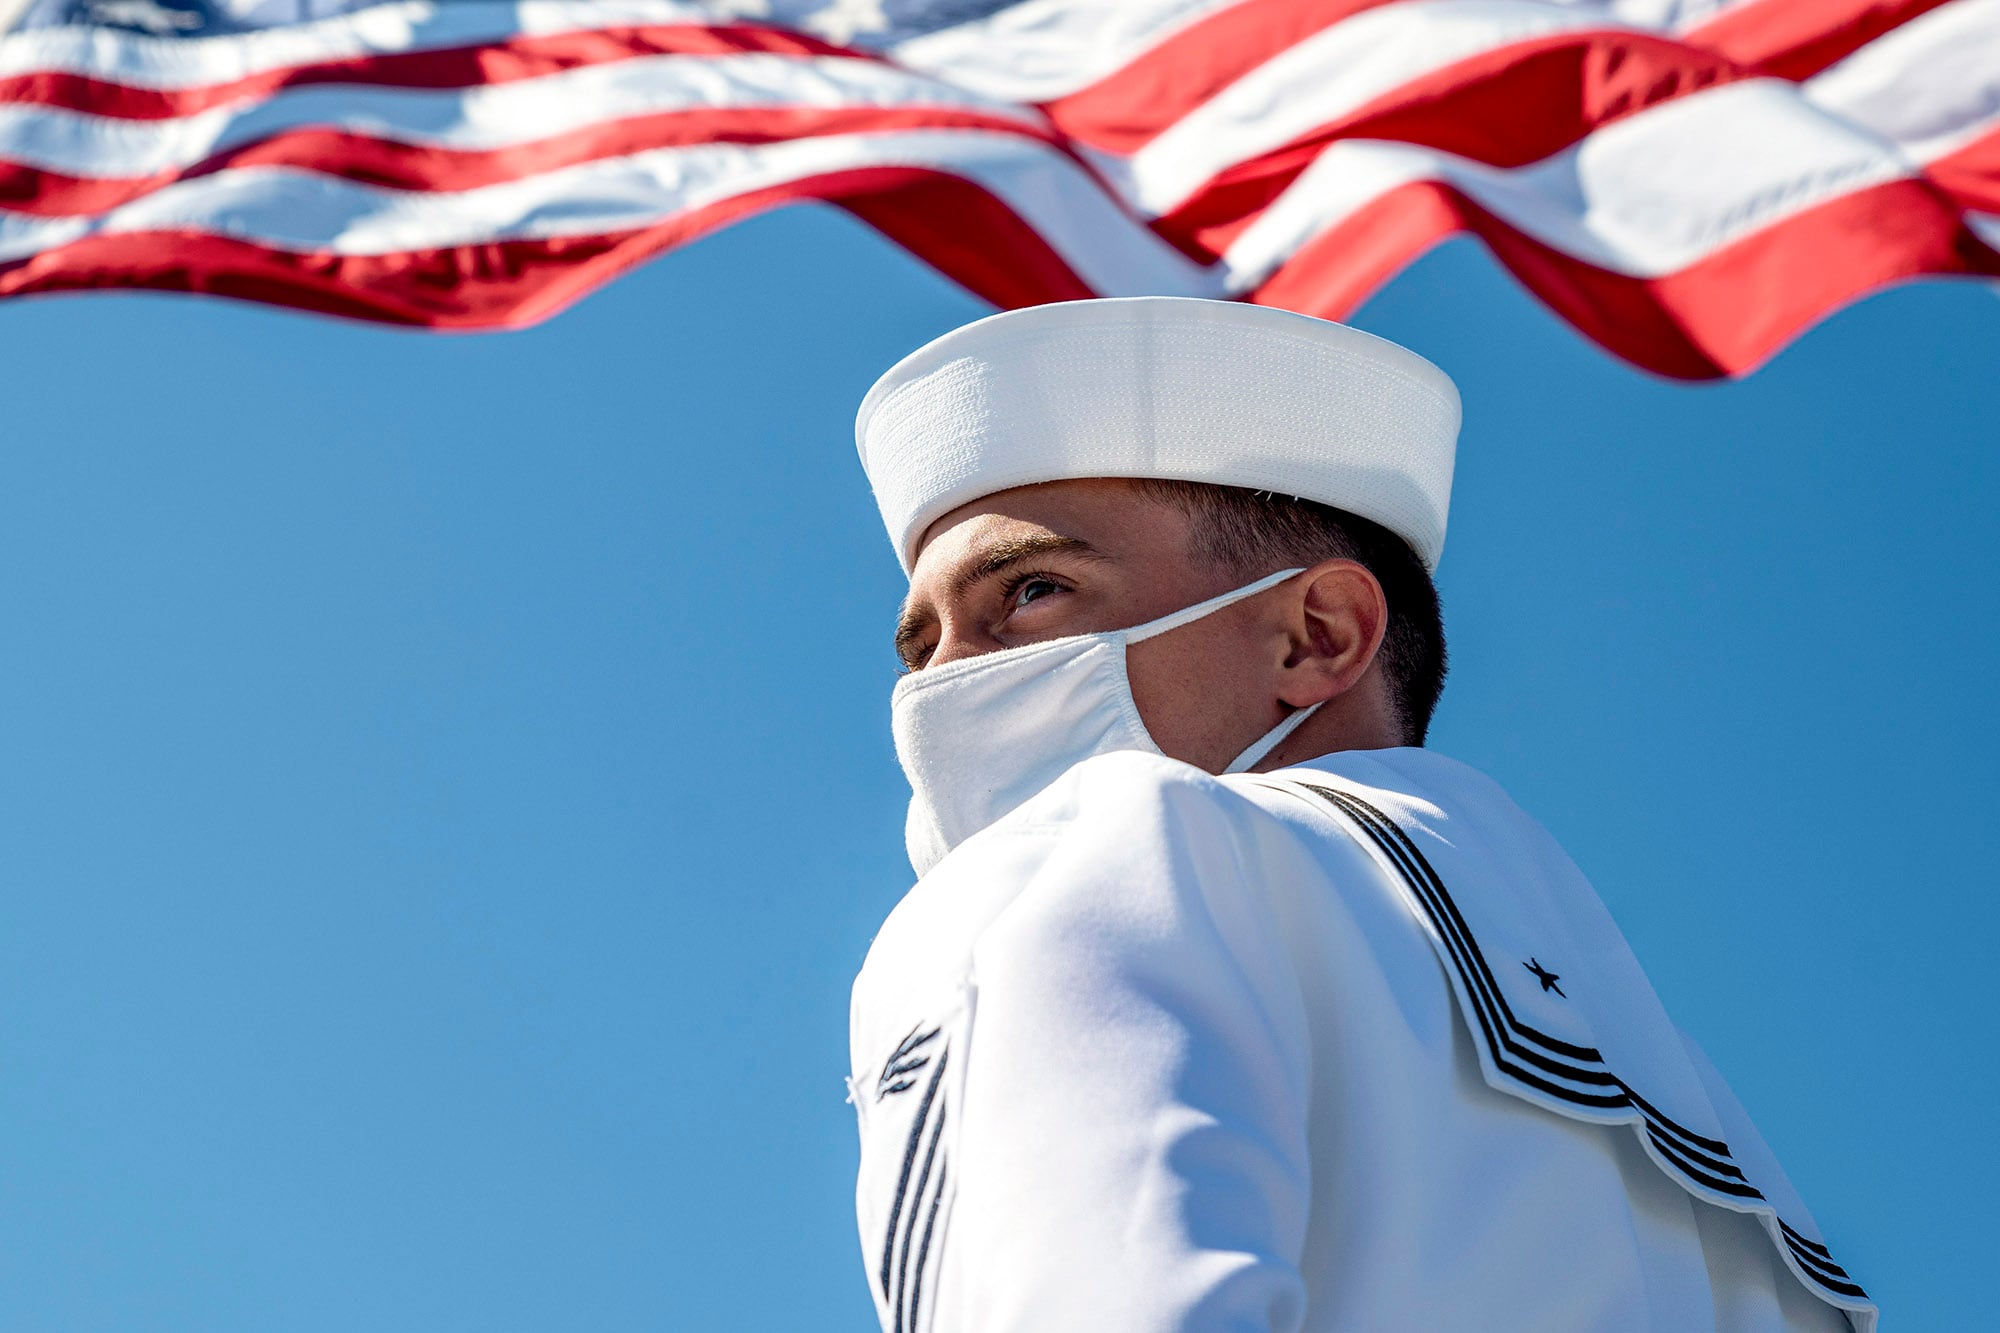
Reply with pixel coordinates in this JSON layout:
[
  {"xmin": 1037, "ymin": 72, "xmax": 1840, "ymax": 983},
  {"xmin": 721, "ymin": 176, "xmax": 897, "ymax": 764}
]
[{"xmin": 1015, "ymin": 577, "xmax": 1062, "ymax": 607}]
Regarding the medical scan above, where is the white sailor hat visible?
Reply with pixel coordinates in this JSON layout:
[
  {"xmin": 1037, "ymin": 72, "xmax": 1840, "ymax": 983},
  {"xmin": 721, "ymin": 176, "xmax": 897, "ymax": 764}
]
[{"xmin": 856, "ymin": 296, "xmax": 1461, "ymax": 573}]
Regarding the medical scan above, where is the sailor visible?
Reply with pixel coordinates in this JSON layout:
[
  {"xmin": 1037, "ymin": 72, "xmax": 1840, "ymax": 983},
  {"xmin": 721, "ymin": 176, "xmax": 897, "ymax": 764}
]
[{"xmin": 845, "ymin": 297, "xmax": 1873, "ymax": 1333}]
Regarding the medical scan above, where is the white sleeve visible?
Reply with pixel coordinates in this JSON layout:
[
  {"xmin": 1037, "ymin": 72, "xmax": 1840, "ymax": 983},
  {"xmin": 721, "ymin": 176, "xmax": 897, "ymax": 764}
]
[{"xmin": 938, "ymin": 753, "xmax": 1315, "ymax": 1333}]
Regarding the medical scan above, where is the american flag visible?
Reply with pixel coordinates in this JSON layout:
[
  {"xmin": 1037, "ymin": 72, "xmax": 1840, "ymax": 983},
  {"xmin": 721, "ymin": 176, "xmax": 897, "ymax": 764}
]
[{"xmin": 1, "ymin": 0, "xmax": 1993, "ymax": 376}]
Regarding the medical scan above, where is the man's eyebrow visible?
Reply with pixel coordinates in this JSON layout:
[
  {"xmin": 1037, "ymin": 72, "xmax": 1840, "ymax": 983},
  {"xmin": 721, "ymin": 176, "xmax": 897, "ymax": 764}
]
[
  {"xmin": 893, "ymin": 533, "xmax": 1102, "ymax": 664},
  {"xmin": 948, "ymin": 533, "xmax": 1101, "ymax": 602}
]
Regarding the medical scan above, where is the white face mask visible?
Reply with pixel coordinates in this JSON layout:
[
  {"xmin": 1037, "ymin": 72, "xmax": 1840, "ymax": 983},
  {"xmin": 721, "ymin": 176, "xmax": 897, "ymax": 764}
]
[{"xmin": 891, "ymin": 567, "xmax": 1321, "ymax": 877}]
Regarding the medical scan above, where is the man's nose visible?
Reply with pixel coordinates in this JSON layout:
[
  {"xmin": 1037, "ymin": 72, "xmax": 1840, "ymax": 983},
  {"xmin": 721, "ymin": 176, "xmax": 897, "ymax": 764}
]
[{"xmin": 925, "ymin": 618, "xmax": 1000, "ymax": 670}]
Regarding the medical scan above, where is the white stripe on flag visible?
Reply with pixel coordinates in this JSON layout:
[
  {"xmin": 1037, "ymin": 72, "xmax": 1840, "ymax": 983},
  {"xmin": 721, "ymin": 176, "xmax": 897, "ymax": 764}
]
[
  {"xmin": 1128, "ymin": 0, "xmax": 1634, "ymax": 216},
  {"xmin": 1802, "ymin": 0, "xmax": 2000, "ymax": 163},
  {"xmin": 0, "ymin": 0, "xmax": 713, "ymax": 87},
  {"xmin": 1221, "ymin": 77, "xmax": 1914, "ymax": 288},
  {"xmin": 886, "ymin": 0, "xmax": 1244, "ymax": 103},
  {"xmin": 0, "ymin": 52, "xmax": 1041, "ymax": 177},
  {"xmin": 885, "ymin": 0, "xmax": 1767, "ymax": 105},
  {"xmin": 0, "ymin": 126, "xmax": 1220, "ymax": 295}
]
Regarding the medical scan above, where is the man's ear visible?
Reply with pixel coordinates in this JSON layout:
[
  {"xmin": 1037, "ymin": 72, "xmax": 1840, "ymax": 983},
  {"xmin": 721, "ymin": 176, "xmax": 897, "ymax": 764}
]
[{"xmin": 1275, "ymin": 559, "xmax": 1388, "ymax": 708}]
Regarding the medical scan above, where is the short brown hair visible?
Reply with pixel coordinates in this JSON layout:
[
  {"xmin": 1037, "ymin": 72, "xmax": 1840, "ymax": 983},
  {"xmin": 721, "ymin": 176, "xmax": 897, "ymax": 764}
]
[{"xmin": 1137, "ymin": 479, "xmax": 1447, "ymax": 745}]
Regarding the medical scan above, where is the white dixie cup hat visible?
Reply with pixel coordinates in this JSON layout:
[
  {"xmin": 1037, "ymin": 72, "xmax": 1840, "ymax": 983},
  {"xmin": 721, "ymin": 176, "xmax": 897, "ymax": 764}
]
[{"xmin": 855, "ymin": 296, "xmax": 1462, "ymax": 573}]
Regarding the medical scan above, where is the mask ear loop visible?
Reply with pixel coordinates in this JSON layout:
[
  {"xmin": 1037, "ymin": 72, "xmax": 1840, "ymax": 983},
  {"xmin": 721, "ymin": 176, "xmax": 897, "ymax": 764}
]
[
  {"xmin": 1223, "ymin": 700, "xmax": 1323, "ymax": 774},
  {"xmin": 1114, "ymin": 565, "xmax": 1321, "ymax": 774},
  {"xmin": 1122, "ymin": 567, "xmax": 1306, "ymax": 644}
]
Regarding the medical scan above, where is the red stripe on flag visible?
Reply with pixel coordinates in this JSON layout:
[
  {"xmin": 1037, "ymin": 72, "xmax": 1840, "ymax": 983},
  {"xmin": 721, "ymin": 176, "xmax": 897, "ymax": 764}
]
[
  {"xmin": 832, "ymin": 169, "xmax": 1097, "ymax": 309},
  {"xmin": 0, "ymin": 164, "xmax": 1092, "ymax": 325},
  {"xmin": 1683, "ymin": 0, "xmax": 1959, "ymax": 79},
  {"xmin": 1927, "ymin": 129, "xmax": 2000, "ymax": 215},
  {"xmin": 1038, "ymin": 0, "xmax": 1398, "ymax": 153},
  {"xmin": 1048, "ymin": 0, "xmax": 1954, "ymax": 158},
  {"xmin": 1252, "ymin": 175, "xmax": 1997, "ymax": 378},
  {"xmin": 1244, "ymin": 178, "xmax": 1458, "ymax": 319},
  {"xmin": 0, "ymin": 106, "xmax": 1059, "ymax": 216},
  {"xmin": 0, "ymin": 23, "xmax": 871, "ymax": 119},
  {"xmin": 1152, "ymin": 29, "xmax": 1746, "ymax": 260}
]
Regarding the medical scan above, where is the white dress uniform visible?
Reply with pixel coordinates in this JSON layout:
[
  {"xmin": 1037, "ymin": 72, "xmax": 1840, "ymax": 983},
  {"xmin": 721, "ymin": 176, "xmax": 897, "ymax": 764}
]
[
  {"xmin": 847, "ymin": 297, "xmax": 1873, "ymax": 1332},
  {"xmin": 849, "ymin": 748, "xmax": 1874, "ymax": 1332}
]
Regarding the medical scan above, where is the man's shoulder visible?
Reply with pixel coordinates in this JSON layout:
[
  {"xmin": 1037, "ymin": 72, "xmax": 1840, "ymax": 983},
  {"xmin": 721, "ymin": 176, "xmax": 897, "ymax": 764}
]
[
  {"xmin": 866, "ymin": 748, "xmax": 1491, "ymax": 987},
  {"xmin": 1232, "ymin": 747, "xmax": 1565, "ymax": 866},
  {"xmin": 1241, "ymin": 745, "xmax": 1519, "ymax": 813},
  {"xmin": 991, "ymin": 748, "xmax": 1259, "ymax": 832},
  {"xmin": 863, "ymin": 753, "xmax": 1245, "ymax": 952},
  {"xmin": 853, "ymin": 753, "xmax": 1284, "ymax": 1040}
]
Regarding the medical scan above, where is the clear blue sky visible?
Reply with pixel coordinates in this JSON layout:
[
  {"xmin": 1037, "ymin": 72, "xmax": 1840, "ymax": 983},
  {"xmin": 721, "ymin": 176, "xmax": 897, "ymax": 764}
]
[{"xmin": 0, "ymin": 211, "xmax": 1992, "ymax": 1330}]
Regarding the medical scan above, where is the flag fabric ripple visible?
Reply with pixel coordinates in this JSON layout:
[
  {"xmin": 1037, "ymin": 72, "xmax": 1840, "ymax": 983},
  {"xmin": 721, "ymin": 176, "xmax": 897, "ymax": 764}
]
[{"xmin": 0, "ymin": 0, "xmax": 1994, "ymax": 375}]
